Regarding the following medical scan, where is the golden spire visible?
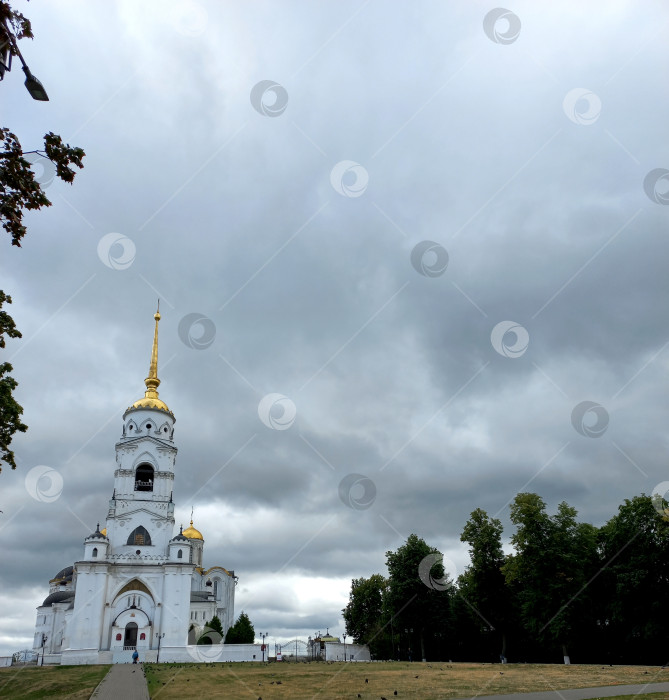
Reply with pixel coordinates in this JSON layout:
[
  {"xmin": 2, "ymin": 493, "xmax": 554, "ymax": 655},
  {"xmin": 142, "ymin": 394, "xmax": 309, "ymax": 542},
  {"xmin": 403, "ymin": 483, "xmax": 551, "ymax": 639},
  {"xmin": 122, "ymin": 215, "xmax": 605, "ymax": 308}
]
[
  {"xmin": 125, "ymin": 302, "xmax": 174, "ymax": 418},
  {"xmin": 144, "ymin": 301, "xmax": 161, "ymax": 399}
]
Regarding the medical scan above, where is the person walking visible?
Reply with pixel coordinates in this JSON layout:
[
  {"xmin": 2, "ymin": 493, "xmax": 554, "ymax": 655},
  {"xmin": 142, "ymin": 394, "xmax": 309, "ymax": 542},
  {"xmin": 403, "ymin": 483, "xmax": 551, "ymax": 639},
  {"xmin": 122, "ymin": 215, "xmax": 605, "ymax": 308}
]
[{"xmin": 132, "ymin": 649, "xmax": 139, "ymax": 664}]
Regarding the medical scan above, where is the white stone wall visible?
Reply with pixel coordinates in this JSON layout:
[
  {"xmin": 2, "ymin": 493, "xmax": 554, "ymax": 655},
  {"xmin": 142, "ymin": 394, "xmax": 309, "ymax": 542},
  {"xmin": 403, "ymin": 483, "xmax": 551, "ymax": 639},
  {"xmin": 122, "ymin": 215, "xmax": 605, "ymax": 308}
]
[
  {"xmin": 158, "ymin": 644, "xmax": 264, "ymax": 663},
  {"xmin": 324, "ymin": 643, "xmax": 371, "ymax": 662}
]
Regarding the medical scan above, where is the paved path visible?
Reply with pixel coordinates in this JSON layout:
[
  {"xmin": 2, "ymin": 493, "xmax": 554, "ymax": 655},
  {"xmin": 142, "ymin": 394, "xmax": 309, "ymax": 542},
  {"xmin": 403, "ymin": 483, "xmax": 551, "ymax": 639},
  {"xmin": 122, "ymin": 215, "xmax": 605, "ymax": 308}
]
[
  {"xmin": 90, "ymin": 663, "xmax": 149, "ymax": 700},
  {"xmin": 454, "ymin": 681, "xmax": 669, "ymax": 700}
]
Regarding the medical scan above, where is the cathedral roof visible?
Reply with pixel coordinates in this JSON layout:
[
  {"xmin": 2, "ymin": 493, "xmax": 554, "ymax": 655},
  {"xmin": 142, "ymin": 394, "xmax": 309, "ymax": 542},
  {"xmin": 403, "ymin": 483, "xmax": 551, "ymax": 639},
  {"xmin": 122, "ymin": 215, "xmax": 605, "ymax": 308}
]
[
  {"xmin": 182, "ymin": 519, "xmax": 203, "ymax": 540},
  {"xmin": 85, "ymin": 523, "xmax": 108, "ymax": 541},
  {"xmin": 49, "ymin": 566, "xmax": 73, "ymax": 584},
  {"xmin": 124, "ymin": 306, "xmax": 175, "ymax": 420},
  {"xmin": 41, "ymin": 591, "xmax": 75, "ymax": 608},
  {"xmin": 171, "ymin": 525, "xmax": 189, "ymax": 542}
]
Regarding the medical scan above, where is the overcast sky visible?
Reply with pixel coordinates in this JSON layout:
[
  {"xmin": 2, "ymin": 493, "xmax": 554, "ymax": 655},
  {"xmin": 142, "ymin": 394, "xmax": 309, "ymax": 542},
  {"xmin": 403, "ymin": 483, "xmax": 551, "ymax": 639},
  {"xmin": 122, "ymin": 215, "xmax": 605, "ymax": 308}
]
[{"xmin": 1, "ymin": 0, "xmax": 668, "ymax": 656}]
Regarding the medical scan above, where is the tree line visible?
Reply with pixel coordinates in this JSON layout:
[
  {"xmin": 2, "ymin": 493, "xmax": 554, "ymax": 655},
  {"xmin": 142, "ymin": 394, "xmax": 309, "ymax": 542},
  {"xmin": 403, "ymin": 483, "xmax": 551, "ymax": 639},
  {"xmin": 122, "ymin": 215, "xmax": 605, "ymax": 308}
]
[{"xmin": 342, "ymin": 492, "xmax": 669, "ymax": 665}]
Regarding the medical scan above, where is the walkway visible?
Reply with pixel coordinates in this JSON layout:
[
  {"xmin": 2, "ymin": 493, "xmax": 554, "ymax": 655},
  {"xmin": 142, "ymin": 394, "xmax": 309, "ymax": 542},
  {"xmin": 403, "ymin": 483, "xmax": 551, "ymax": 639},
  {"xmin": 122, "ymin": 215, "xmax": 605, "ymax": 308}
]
[
  {"xmin": 90, "ymin": 663, "xmax": 149, "ymax": 700},
  {"xmin": 454, "ymin": 681, "xmax": 669, "ymax": 700}
]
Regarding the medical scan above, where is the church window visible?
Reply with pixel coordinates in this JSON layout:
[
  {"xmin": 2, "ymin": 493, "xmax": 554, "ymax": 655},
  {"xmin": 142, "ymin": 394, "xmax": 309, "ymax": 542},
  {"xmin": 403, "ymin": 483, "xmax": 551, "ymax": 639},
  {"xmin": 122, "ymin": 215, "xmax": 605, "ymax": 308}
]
[
  {"xmin": 127, "ymin": 525, "xmax": 152, "ymax": 547},
  {"xmin": 177, "ymin": 549, "xmax": 183, "ymax": 559},
  {"xmin": 214, "ymin": 580, "xmax": 219, "ymax": 599},
  {"xmin": 135, "ymin": 464, "xmax": 154, "ymax": 492},
  {"xmin": 146, "ymin": 423, "xmax": 152, "ymax": 430},
  {"xmin": 92, "ymin": 547, "xmax": 98, "ymax": 558}
]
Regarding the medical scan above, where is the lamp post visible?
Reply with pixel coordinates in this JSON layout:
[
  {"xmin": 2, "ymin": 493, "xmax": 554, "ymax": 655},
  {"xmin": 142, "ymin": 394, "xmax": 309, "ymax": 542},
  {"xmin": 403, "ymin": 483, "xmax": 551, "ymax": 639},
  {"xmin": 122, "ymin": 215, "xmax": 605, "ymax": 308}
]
[
  {"xmin": 155, "ymin": 632, "xmax": 165, "ymax": 663},
  {"xmin": 40, "ymin": 633, "xmax": 47, "ymax": 666},
  {"xmin": 405, "ymin": 628, "xmax": 413, "ymax": 662},
  {"xmin": 260, "ymin": 633, "xmax": 268, "ymax": 662},
  {"xmin": 0, "ymin": 21, "xmax": 49, "ymax": 100},
  {"xmin": 343, "ymin": 633, "xmax": 347, "ymax": 662}
]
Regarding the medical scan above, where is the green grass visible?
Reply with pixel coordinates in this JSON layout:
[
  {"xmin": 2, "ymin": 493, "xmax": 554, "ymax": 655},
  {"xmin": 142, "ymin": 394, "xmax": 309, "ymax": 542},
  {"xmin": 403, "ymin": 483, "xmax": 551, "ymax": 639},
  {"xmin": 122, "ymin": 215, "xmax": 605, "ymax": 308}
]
[
  {"xmin": 0, "ymin": 664, "xmax": 110, "ymax": 700},
  {"xmin": 143, "ymin": 660, "xmax": 669, "ymax": 700}
]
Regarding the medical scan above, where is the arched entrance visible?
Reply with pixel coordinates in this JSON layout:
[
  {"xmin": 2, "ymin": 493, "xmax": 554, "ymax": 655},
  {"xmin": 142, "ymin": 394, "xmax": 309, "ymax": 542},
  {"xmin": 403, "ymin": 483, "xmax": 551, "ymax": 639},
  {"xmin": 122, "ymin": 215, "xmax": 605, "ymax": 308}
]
[{"xmin": 124, "ymin": 622, "xmax": 138, "ymax": 648}]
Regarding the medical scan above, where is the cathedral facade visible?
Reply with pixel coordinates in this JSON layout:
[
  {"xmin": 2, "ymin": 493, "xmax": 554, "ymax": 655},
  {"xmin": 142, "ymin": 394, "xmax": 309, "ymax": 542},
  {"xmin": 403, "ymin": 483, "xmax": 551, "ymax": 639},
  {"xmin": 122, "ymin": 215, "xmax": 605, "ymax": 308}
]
[{"xmin": 32, "ymin": 309, "xmax": 239, "ymax": 664}]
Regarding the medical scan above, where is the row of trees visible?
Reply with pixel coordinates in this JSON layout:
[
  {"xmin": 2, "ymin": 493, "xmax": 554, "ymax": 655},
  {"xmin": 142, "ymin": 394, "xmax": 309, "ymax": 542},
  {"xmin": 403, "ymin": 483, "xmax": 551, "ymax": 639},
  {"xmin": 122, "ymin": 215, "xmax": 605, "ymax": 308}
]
[{"xmin": 343, "ymin": 492, "xmax": 669, "ymax": 664}]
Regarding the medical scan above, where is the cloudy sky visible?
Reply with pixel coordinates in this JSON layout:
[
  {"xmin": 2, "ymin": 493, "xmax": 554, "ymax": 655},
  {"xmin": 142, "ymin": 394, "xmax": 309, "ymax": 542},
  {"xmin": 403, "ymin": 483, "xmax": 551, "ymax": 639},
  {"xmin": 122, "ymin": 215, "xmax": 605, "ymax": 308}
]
[{"xmin": 1, "ymin": 0, "xmax": 668, "ymax": 656}]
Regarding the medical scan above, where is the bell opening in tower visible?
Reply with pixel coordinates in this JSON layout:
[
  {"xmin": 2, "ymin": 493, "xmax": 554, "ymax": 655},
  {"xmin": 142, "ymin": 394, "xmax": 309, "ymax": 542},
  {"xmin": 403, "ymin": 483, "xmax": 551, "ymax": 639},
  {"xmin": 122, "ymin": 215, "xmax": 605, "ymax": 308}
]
[{"xmin": 134, "ymin": 464, "xmax": 154, "ymax": 492}]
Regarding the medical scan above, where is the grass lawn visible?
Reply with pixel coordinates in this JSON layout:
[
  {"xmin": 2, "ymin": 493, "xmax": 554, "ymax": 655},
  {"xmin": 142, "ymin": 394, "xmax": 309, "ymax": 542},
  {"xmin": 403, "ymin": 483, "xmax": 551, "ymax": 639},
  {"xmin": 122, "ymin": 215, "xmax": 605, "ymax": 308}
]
[
  {"xmin": 0, "ymin": 664, "xmax": 110, "ymax": 700},
  {"xmin": 143, "ymin": 660, "xmax": 669, "ymax": 700}
]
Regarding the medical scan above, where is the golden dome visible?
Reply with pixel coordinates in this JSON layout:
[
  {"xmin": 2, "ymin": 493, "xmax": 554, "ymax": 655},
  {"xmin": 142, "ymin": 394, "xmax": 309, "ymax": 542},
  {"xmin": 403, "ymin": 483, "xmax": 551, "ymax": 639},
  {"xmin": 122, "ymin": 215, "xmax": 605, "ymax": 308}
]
[
  {"xmin": 182, "ymin": 519, "xmax": 203, "ymax": 540},
  {"xmin": 101, "ymin": 528, "xmax": 107, "ymax": 537},
  {"xmin": 129, "ymin": 397, "xmax": 172, "ymax": 413}
]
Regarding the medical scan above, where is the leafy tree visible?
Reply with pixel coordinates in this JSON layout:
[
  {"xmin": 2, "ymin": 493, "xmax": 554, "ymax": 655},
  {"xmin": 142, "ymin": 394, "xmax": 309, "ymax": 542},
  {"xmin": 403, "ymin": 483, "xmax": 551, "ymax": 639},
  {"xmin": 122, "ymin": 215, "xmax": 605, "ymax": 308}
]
[
  {"xmin": 596, "ymin": 494, "xmax": 669, "ymax": 663},
  {"xmin": 342, "ymin": 573, "xmax": 389, "ymax": 658},
  {"xmin": 225, "ymin": 611, "xmax": 255, "ymax": 644},
  {"xmin": 0, "ymin": 292, "xmax": 26, "ymax": 471},
  {"xmin": 503, "ymin": 493, "xmax": 598, "ymax": 663},
  {"xmin": 0, "ymin": 2, "xmax": 85, "ymax": 472},
  {"xmin": 459, "ymin": 508, "xmax": 514, "ymax": 660},
  {"xmin": 386, "ymin": 533, "xmax": 453, "ymax": 661}
]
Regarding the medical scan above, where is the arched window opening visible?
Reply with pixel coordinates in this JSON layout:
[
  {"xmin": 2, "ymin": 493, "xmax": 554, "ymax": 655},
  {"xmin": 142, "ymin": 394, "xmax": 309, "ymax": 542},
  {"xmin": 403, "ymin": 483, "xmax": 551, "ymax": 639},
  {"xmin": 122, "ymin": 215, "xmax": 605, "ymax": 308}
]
[
  {"xmin": 135, "ymin": 464, "xmax": 154, "ymax": 492},
  {"xmin": 126, "ymin": 526, "xmax": 152, "ymax": 547},
  {"xmin": 214, "ymin": 580, "xmax": 219, "ymax": 599},
  {"xmin": 177, "ymin": 549, "xmax": 183, "ymax": 559},
  {"xmin": 92, "ymin": 547, "xmax": 98, "ymax": 558}
]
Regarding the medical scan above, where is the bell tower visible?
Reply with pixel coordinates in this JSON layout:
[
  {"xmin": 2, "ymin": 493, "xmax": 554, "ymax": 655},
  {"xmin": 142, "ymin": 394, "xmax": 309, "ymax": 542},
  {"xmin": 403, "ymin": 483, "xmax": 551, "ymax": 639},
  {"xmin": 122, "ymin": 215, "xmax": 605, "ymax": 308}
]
[{"xmin": 106, "ymin": 305, "xmax": 178, "ymax": 555}]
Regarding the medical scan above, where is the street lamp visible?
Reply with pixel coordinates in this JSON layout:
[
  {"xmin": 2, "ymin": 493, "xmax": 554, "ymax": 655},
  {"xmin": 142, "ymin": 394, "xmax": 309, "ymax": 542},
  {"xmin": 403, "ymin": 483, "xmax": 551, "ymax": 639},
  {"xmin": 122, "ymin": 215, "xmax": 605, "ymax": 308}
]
[
  {"xmin": 0, "ymin": 21, "xmax": 49, "ymax": 100},
  {"xmin": 343, "ymin": 633, "xmax": 347, "ymax": 662},
  {"xmin": 260, "ymin": 633, "xmax": 268, "ymax": 662},
  {"xmin": 40, "ymin": 634, "xmax": 47, "ymax": 666},
  {"xmin": 155, "ymin": 633, "xmax": 165, "ymax": 663}
]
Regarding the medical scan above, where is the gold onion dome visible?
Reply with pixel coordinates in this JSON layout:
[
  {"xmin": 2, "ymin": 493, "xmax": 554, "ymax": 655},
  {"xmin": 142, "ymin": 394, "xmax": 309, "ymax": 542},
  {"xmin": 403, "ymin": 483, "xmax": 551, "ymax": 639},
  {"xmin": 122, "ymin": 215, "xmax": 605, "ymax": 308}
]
[
  {"xmin": 126, "ymin": 305, "xmax": 174, "ymax": 418},
  {"xmin": 182, "ymin": 519, "xmax": 203, "ymax": 540}
]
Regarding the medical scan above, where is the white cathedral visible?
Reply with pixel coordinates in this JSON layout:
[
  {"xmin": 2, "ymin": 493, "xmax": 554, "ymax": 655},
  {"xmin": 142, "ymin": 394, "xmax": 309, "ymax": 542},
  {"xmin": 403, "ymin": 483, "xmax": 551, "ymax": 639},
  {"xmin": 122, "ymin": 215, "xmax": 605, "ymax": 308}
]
[{"xmin": 32, "ymin": 309, "xmax": 241, "ymax": 664}]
